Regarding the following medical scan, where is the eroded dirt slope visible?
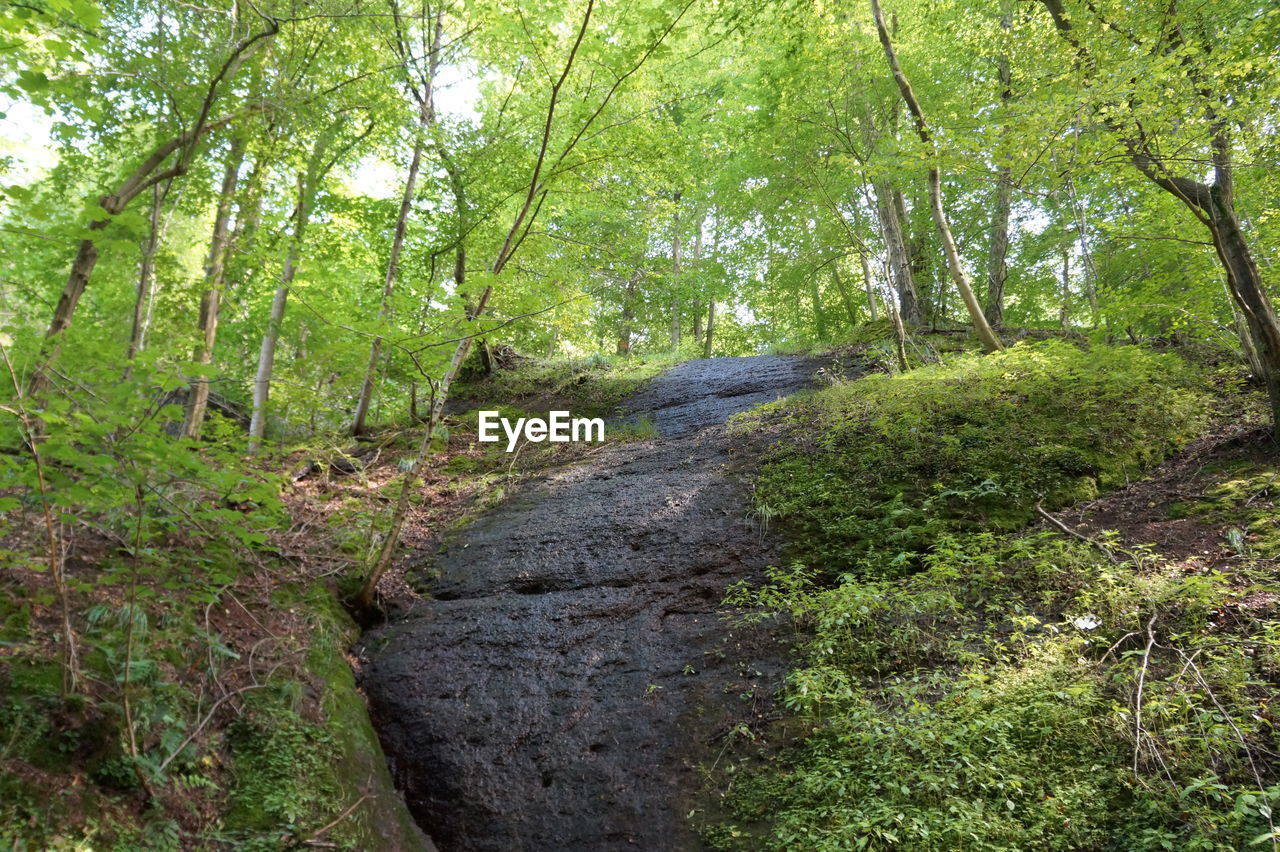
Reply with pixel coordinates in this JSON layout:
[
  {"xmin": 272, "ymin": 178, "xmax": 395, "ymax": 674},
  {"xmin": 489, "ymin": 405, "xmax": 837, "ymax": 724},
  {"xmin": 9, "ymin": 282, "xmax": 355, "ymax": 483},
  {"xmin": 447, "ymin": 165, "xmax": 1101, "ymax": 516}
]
[{"xmin": 358, "ymin": 354, "xmax": 834, "ymax": 852}]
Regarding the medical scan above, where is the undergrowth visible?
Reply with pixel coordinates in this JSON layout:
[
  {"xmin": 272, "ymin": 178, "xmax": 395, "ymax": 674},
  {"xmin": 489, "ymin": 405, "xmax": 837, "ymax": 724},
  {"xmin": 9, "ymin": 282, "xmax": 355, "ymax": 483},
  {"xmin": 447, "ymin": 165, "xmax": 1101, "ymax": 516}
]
[
  {"xmin": 732, "ymin": 341, "xmax": 1211, "ymax": 579},
  {"xmin": 0, "ymin": 359, "xmax": 422, "ymax": 849},
  {"xmin": 708, "ymin": 341, "xmax": 1280, "ymax": 850},
  {"xmin": 449, "ymin": 350, "xmax": 684, "ymax": 419}
]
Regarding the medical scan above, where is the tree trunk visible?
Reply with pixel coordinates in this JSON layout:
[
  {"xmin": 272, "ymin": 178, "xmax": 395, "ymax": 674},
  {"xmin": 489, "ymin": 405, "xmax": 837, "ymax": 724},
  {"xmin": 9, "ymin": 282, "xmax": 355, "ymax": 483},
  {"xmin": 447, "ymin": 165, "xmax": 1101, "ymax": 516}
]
[
  {"xmin": 925, "ymin": 169, "xmax": 1003, "ymax": 350},
  {"xmin": 1064, "ymin": 174, "xmax": 1099, "ymax": 319},
  {"xmin": 859, "ymin": 253, "xmax": 879, "ymax": 322},
  {"xmin": 248, "ymin": 268, "xmax": 295, "ymax": 453},
  {"xmin": 617, "ymin": 270, "xmax": 639, "ymax": 356},
  {"xmin": 984, "ymin": 8, "xmax": 1013, "ymax": 327},
  {"xmin": 883, "ymin": 252, "xmax": 911, "ymax": 372},
  {"xmin": 872, "ymin": 181, "xmax": 923, "ymax": 326},
  {"xmin": 690, "ymin": 215, "xmax": 705, "ymax": 344},
  {"xmin": 1210, "ymin": 200, "xmax": 1280, "ymax": 431},
  {"xmin": 811, "ymin": 278, "xmax": 828, "ymax": 340},
  {"xmin": 124, "ymin": 183, "xmax": 166, "ymax": 378},
  {"xmin": 830, "ymin": 263, "xmax": 863, "ymax": 326},
  {"xmin": 248, "ymin": 172, "xmax": 310, "ymax": 454},
  {"xmin": 183, "ymin": 137, "xmax": 245, "ymax": 439},
  {"xmin": 245, "ymin": 114, "xmax": 372, "ymax": 452},
  {"xmin": 703, "ymin": 300, "xmax": 714, "ymax": 358},
  {"xmin": 352, "ymin": 114, "xmax": 429, "ymax": 436},
  {"xmin": 985, "ymin": 173, "xmax": 1011, "ymax": 327},
  {"xmin": 1059, "ymin": 244, "xmax": 1071, "ymax": 327},
  {"xmin": 897, "ymin": 187, "xmax": 932, "ymax": 323},
  {"xmin": 669, "ymin": 192, "xmax": 683, "ymax": 347},
  {"xmin": 1227, "ymin": 281, "xmax": 1265, "ymax": 376},
  {"xmin": 872, "ymin": 0, "xmax": 1003, "ymax": 353}
]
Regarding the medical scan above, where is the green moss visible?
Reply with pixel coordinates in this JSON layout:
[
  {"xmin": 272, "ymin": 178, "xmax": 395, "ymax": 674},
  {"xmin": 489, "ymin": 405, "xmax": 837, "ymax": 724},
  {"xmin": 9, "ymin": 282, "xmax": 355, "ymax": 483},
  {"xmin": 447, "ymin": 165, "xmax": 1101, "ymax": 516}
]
[
  {"xmin": 709, "ymin": 342, "xmax": 1274, "ymax": 850},
  {"xmin": 737, "ymin": 341, "xmax": 1211, "ymax": 578},
  {"xmin": 224, "ymin": 690, "xmax": 339, "ymax": 833},
  {"xmin": 450, "ymin": 351, "xmax": 683, "ymax": 418},
  {"xmin": 207, "ymin": 584, "xmax": 427, "ymax": 849},
  {"xmin": 715, "ymin": 531, "xmax": 1280, "ymax": 851},
  {"xmin": 302, "ymin": 588, "xmax": 429, "ymax": 851},
  {"xmin": 1189, "ymin": 467, "xmax": 1280, "ymax": 557}
]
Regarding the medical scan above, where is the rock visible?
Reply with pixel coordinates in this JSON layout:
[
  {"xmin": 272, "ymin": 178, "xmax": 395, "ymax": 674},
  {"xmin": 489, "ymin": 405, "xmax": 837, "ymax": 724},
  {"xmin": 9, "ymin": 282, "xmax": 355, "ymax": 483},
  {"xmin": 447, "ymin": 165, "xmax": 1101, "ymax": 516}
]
[
  {"xmin": 330, "ymin": 456, "xmax": 363, "ymax": 476},
  {"xmin": 360, "ymin": 355, "xmax": 847, "ymax": 852}
]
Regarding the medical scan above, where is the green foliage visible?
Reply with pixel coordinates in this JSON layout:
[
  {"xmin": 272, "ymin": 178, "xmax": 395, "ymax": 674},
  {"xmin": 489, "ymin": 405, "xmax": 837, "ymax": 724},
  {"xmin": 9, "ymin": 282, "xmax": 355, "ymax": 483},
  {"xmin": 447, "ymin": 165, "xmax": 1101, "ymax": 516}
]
[
  {"xmin": 712, "ymin": 340, "xmax": 1279, "ymax": 851},
  {"xmin": 1186, "ymin": 464, "xmax": 1280, "ymax": 559},
  {"xmin": 225, "ymin": 691, "xmax": 340, "ymax": 835},
  {"xmin": 3, "ymin": 0, "xmax": 1279, "ymax": 842},
  {"xmin": 737, "ymin": 341, "xmax": 1210, "ymax": 578},
  {"xmin": 451, "ymin": 351, "xmax": 684, "ymax": 419},
  {"xmin": 716, "ymin": 532, "xmax": 1280, "ymax": 852}
]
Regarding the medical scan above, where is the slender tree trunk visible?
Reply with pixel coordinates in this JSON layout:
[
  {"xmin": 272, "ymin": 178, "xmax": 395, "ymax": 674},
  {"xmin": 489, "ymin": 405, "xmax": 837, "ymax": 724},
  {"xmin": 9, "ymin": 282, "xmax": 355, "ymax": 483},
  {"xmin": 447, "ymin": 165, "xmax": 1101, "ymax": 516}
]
[
  {"xmin": 872, "ymin": 181, "xmax": 923, "ymax": 325},
  {"xmin": 830, "ymin": 264, "xmax": 862, "ymax": 326},
  {"xmin": 986, "ymin": 172, "xmax": 1012, "ymax": 327},
  {"xmin": 691, "ymin": 215, "xmax": 705, "ymax": 344},
  {"xmin": 857, "ymin": 104, "xmax": 922, "ymax": 326},
  {"xmin": 985, "ymin": 8, "xmax": 1014, "ymax": 327},
  {"xmin": 617, "ymin": 270, "xmax": 639, "ymax": 356},
  {"xmin": 882, "ymin": 250, "xmax": 910, "ymax": 372},
  {"xmin": 859, "ymin": 253, "xmax": 879, "ymax": 322},
  {"xmin": 1059, "ymin": 244, "xmax": 1071, "ymax": 327},
  {"xmin": 1226, "ymin": 280, "xmax": 1265, "ymax": 376},
  {"xmin": 811, "ymin": 279, "xmax": 828, "ymax": 340},
  {"xmin": 872, "ymin": 0, "xmax": 1003, "ymax": 352},
  {"xmin": 245, "ymin": 114, "xmax": 372, "ymax": 452},
  {"xmin": 248, "ymin": 268, "xmax": 295, "ymax": 453},
  {"xmin": 183, "ymin": 138, "xmax": 245, "ymax": 439},
  {"xmin": 124, "ymin": 184, "xmax": 165, "ymax": 378},
  {"xmin": 352, "ymin": 112, "xmax": 429, "ymax": 436},
  {"xmin": 1064, "ymin": 174, "xmax": 1099, "ymax": 319},
  {"xmin": 669, "ymin": 193, "xmax": 683, "ymax": 348},
  {"xmin": 248, "ymin": 172, "xmax": 310, "ymax": 453},
  {"xmin": 703, "ymin": 300, "xmax": 714, "ymax": 358},
  {"xmin": 925, "ymin": 169, "xmax": 1002, "ymax": 350}
]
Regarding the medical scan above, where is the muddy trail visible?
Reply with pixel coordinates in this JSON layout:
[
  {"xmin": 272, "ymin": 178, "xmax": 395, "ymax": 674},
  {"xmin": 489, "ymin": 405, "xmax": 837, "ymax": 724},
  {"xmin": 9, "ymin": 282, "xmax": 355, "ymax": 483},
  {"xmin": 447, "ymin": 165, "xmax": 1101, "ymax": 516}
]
[{"xmin": 358, "ymin": 355, "xmax": 840, "ymax": 852}]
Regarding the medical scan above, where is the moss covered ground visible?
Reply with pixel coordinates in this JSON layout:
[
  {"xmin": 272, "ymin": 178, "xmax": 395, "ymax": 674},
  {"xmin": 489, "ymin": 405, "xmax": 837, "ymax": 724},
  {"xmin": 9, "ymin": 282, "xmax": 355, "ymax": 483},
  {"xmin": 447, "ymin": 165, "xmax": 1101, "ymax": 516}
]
[{"xmin": 706, "ymin": 340, "xmax": 1280, "ymax": 851}]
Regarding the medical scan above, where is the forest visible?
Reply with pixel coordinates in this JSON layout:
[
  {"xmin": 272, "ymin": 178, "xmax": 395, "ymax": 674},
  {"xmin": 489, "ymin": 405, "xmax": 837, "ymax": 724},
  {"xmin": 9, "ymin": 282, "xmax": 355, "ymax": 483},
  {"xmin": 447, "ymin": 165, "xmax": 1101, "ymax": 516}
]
[{"xmin": 2, "ymin": 0, "xmax": 1280, "ymax": 849}]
